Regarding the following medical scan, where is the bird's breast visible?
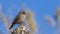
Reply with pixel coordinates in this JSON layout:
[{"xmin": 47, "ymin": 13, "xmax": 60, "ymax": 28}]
[{"xmin": 17, "ymin": 14, "xmax": 26, "ymax": 24}]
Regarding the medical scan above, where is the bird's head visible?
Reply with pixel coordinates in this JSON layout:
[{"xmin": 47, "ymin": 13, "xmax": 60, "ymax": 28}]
[{"xmin": 19, "ymin": 10, "xmax": 26, "ymax": 15}]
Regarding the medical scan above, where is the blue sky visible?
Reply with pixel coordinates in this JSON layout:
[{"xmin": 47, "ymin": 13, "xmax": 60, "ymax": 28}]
[{"xmin": 0, "ymin": 0, "xmax": 60, "ymax": 34}]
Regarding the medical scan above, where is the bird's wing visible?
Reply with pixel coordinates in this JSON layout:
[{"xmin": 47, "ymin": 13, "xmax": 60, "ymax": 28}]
[{"xmin": 9, "ymin": 15, "xmax": 19, "ymax": 29}]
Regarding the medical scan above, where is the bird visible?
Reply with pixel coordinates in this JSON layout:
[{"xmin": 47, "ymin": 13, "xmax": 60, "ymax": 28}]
[{"xmin": 9, "ymin": 10, "xmax": 26, "ymax": 30}]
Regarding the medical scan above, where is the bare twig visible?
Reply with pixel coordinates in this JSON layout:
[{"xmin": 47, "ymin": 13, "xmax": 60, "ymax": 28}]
[{"xmin": 44, "ymin": 15, "xmax": 56, "ymax": 27}]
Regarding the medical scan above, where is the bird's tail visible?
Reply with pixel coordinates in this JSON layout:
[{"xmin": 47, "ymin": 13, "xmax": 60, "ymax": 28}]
[{"xmin": 9, "ymin": 22, "xmax": 16, "ymax": 30}]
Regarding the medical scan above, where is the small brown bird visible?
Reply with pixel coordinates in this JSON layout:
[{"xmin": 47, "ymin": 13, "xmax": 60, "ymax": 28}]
[{"xmin": 9, "ymin": 10, "xmax": 26, "ymax": 30}]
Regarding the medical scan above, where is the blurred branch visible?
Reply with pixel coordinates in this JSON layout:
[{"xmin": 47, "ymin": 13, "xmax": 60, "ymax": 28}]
[
  {"xmin": 0, "ymin": 4, "xmax": 10, "ymax": 30},
  {"xmin": 44, "ymin": 15, "xmax": 56, "ymax": 27},
  {"xmin": 0, "ymin": 12, "xmax": 10, "ymax": 30}
]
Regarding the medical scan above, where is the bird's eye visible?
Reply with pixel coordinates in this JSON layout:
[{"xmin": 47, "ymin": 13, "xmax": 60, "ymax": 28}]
[{"xmin": 22, "ymin": 12, "xmax": 25, "ymax": 14}]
